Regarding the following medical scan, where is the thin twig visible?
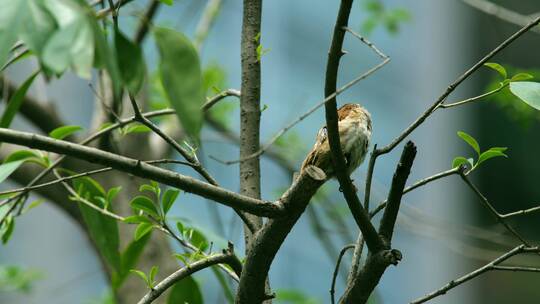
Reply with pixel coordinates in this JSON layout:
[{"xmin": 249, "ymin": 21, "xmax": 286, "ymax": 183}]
[
  {"xmin": 459, "ymin": 173, "xmax": 532, "ymax": 246},
  {"xmin": 137, "ymin": 242, "xmax": 241, "ymax": 304},
  {"xmin": 439, "ymin": 84, "xmax": 506, "ymax": 109},
  {"xmin": 201, "ymin": 89, "xmax": 241, "ymax": 112},
  {"xmin": 410, "ymin": 245, "xmax": 540, "ymax": 304},
  {"xmin": 501, "ymin": 205, "xmax": 540, "ymax": 219},
  {"xmin": 330, "ymin": 244, "xmax": 356, "ymax": 304},
  {"xmin": 134, "ymin": 0, "xmax": 161, "ymax": 44},
  {"xmin": 460, "ymin": 0, "xmax": 540, "ymax": 34},
  {"xmin": 491, "ymin": 265, "xmax": 540, "ymax": 273},
  {"xmin": 369, "ymin": 166, "xmax": 463, "ymax": 218},
  {"xmin": 128, "ymin": 95, "xmax": 219, "ymax": 186}
]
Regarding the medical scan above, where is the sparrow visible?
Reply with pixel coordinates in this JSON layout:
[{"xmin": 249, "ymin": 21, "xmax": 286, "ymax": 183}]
[{"xmin": 301, "ymin": 103, "xmax": 372, "ymax": 179}]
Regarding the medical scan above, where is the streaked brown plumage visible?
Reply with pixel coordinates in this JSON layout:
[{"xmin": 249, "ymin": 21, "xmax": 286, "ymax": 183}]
[{"xmin": 300, "ymin": 103, "xmax": 372, "ymax": 178}]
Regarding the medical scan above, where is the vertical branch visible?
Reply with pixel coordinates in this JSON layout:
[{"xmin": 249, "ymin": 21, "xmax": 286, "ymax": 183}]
[
  {"xmin": 323, "ymin": 0, "xmax": 384, "ymax": 253},
  {"xmin": 240, "ymin": 0, "xmax": 263, "ymax": 239}
]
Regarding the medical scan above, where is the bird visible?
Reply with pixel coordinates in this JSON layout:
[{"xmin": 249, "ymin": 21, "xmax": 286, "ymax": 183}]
[{"xmin": 300, "ymin": 103, "xmax": 372, "ymax": 179}]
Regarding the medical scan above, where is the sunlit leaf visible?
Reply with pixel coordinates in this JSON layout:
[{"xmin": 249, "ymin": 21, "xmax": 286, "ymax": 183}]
[
  {"xmin": 477, "ymin": 148, "xmax": 508, "ymax": 166},
  {"xmin": 511, "ymin": 73, "xmax": 534, "ymax": 82},
  {"xmin": 452, "ymin": 156, "xmax": 470, "ymax": 169},
  {"xmin": 130, "ymin": 196, "xmax": 160, "ymax": 218},
  {"xmin": 484, "ymin": 62, "xmax": 507, "ymax": 79},
  {"xmin": 509, "ymin": 81, "xmax": 540, "ymax": 110},
  {"xmin": 154, "ymin": 27, "xmax": 204, "ymax": 141},
  {"xmin": 130, "ymin": 269, "xmax": 150, "ymax": 287},
  {"xmin": 123, "ymin": 215, "xmax": 152, "ymax": 224},
  {"xmin": 149, "ymin": 266, "xmax": 159, "ymax": 283},
  {"xmin": 134, "ymin": 222, "xmax": 153, "ymax": 241},
  {"xmin": 161, "ymin": 189, "xmax": 180, "ymax": 215},
  {"xmin": 49, "ymin": 125, "xmax": 83, "ymax": 140},
  {"xmin": 457, "ymin": 131, "xmax": 480, "ymax": 154}
]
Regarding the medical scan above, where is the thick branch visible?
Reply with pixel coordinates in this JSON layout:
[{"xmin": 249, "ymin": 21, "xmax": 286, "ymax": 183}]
[
  {"xmin": 239, "ymin": 0, "xmax": 263, "ymax": 239},
  {"xmin": 236, "ymin": 166, "xmax": 326, "ymax": 303},
  {"xmin": 323, "ymin": 0, "xmax": 384, "ymax": 253},
  {"xmin": 0, "ymin": 128, "xmax": 284, "ymax": 217},
  {"xmin": 378, "ymin": 141, "xmax": 417, "ymax": 243},
  {"xmin": 340, "ymin": 143, "xmax": 417, "ymax": 303}
]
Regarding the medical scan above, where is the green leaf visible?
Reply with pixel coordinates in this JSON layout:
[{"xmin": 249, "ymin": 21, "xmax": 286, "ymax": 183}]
[
  {"xmin": 0, "ymin": 0, "xmax": 56, "ymax": 66},
  {"xmin": 107, "ymin": 186, "xmax": 122, "ymax": 204},
  {"xmin": 130, "ymin": 269, "xmax": 150, "ymax": 287},
  {"xmin": 452, "ymin": 156, "xmax": 470, "ymax": 169},
  {"xmin": 167, "ymin": 276, "xmax": 203, "ymax": 304},
  {"xmin": 0, "ymin": 160, "xmax": 25, "ymax": 184},
  {"xmin": 0, "ymin": 71, "xmax": 39, "ymax": 128},
  {"xmin": 511, "ymin": 73, "xmax": 534, "ymax": 82},
  {"xmin": 123, "ymin": 123, "xmax": 151, "ymax": 135},
  {"xmin": 154, "ymin": 27, "xmax": 204, "ymax": 141},
  {"xmin": 73, "ymin": 177, "xmax": 121, "ymax": 272},
  {"xmin": 159, "ymin": 0, "xmax": 173, "ymax": 5},
  {"xmin": 114, "ymin": 29, "xmax": 146, "ymax": 94},
  {"xmin": 186, "ymin": 228, "xmax": 208, "ymax": 251},
  {"xmin": 509, "ymin": 81, "xmax": 540, "ymax": 110},
  {"xmin": 1, "ymin": 216, "xmax": 15, "ymax": 244},
  {"xmin": 130, "ymin": 196, "xmax": 160, "ymax": 218},
  {"xmin": 477, "ymin": 148, "xmax": 508, "ymax": 166},
  {"xmin": 49, "ymin": 125, "xmax": 83, "ymax": 140},
  {"xmin": 161, "ymin": 189, "xmax": 180, "ymax": 215},
  {"xmin": 457, "ymin": 131, "xmax": 480, "ymax": 154},
  {"xmin": 123, "ymin": 215, "xmax": 152, "ymax": 224},
  {"xmin": 176, "ymin": 221, "xmax": 184, "ymax": 234},
  {"xmin": 3, "ymin": 150, "xmax": 43, "ymax": 165},
  {"xmin": 113, "ymin": 230, "xmax": 152, "ymax": 290},
  {"xmin": 134, "ymin": 223, "xmax": 153, "ymax": 241},
  {"xmin": 484, "ymin": 62, "xmax": 507, "ymax": 79},
  {"xmin": 149, "ymin": 266, "xmax": 159, "ymax": 283},
  {"xmin": 21, "ymin": 200, "xmax": 44, "ymax": 215},
  {"xmin": 42, "ymin": 0, "xmax": 94, "ymax": 78}
]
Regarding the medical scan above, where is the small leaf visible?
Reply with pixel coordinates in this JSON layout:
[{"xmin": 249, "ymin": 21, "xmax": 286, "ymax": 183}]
[
  {"xmin": 113, "ymin": 230, "xmax": 152, "ymax": 289},
  {"xmin": 123, "ymin": 123, "xmax": 151, "ymax": 135},
  {"xmin": 167, "ymin": 276, "xmax": 203, "ymax": 304},
  {"xmin": 49, "ymin": 125, "xmax": 83, "ymax": 140},
  {"xmin": 159, "ymin": 0, "xmax": 173, "ymax": 5},
  {"xmin": 0, "ymin": 71, "xmax": 39, "ymax": 129},
  {"xmin": 509, "ymin": 81, "xmax": 540, "ymax": 110},
  {"xmin": 176, "ymin": 221, "xmax": 184, "ymax": 234},
  {"xmin": 161, "ymin": 189, "xmax": 180, "ymax": 215},
  {"xmin": 134, "ymin": 222, "xmax": 153, "ymax": 241},
  {"xmin": 1, "ymin": 216, "xmax": 15, "ymax": 244},
  {"xmin": 107, "ymin": 186, "xmax": 122, "ymax": 203},
  {"xmin": 123, "ymin": 215, "xmax": 152, "ymax": 224},
  {"xmin": 457, "ymin": 131, "xmax": 480, "ymax": 154},
  {"xmin": 511, "ymin": 73, "xmax": 534, "ymax": 82},
  {"xmin": 0, "ymin": 160, "xmax": 25, "ymax": 184},
  {"xmin": 484, "ymin": 62, "xmax": 507, "ymax": 79},
  {"xmin": 452, "ymin": 156, "xmax": 470, "ymax": 169},
  {"xmin": 130, "ymin": 196, "xmax": 160, "ymax": 218},
  {"xmin": 187, "ymin": 228, "xmax": 208, "ymax": 251},
  {"xmin": 139, "ymin": 184, "xmax": 157, "ymax": 194},
  {"xmin": 173, "ymin": 253, "xmax": 188, "ymax": 265},
  {"xmin": 130, "ymin": 269, "xmax": 150, "ymax": 287},
  {"xmin": 477, "ymin": 148, "xmax": 508, "ymax": 166},
  {"xmin": 21, "ymin": 200, "xmax": 44, "ymax": 214},
  {"xmin": 149, "ymin": 266, "xmax": 159, "ymax": 283}
]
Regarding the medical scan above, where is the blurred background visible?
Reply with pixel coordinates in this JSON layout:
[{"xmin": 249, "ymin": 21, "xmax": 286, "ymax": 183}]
[{"xmin": 1, "ymin": 0, "xmax": 540, "ymax": 303}]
